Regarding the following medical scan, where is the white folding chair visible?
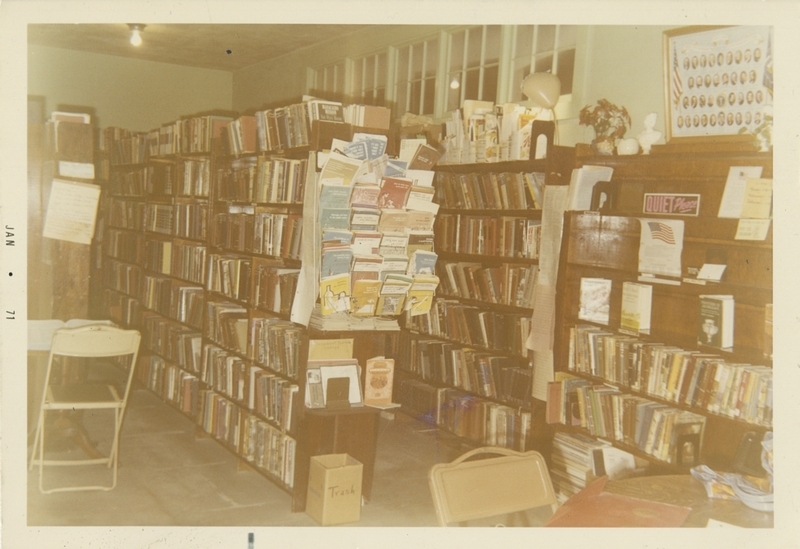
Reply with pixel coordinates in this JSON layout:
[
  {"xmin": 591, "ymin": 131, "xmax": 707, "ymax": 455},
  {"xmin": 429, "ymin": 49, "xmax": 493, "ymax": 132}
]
[
  {"xmin": 428, "ymin": 446, "xmax": 558, "ymax": 526},
  {"xmin": 28, "ymin": 324, "xmax": 141, "ymax": 493}
]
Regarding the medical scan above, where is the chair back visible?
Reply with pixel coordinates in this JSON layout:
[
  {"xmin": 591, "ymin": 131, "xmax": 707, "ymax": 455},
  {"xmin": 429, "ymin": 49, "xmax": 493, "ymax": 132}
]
[
  {"xmin": 50, "ymin": 325, "xmax": 141, "ymax": 359},
  {"xmin": 428, "ymin": 446, "xmax": 557, "ymax": 526}
]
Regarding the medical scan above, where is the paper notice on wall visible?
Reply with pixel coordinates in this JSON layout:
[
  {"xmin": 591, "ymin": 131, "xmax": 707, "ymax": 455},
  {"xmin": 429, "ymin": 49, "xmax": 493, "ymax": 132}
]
[
  {"xmin": 42, "ymin": 179, "xmax": 101, "ymax": 245},
  {"xmin": 538, "ymin": 185, "xmax": 569, "ymax": 285},
  {"xmin": 291, "ymin": 153, "xmax": 321, "ymax": 327},
  {"xmin": 718, "ymin": 166, "xmax": 764, "ymax": 218},
  {"xmin": 638, "ymin": 218, "xmax": 684, "ymax": 278},
  {"xmin": 531, "ymin": 349, "xmax": 555, "ymax": 402},
  {"xmin": 526, "ymin": 283, "xmax": 555, "ymax": 352}
]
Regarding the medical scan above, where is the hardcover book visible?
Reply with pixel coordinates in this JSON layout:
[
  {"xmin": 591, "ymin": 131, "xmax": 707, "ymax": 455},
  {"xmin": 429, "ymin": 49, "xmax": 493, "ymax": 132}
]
[
  {"xmin": 364, "ymin": 357, "xmax": 396, "ymax": 406},
  {"xmin": 578, "ymin": 277, "xmax": 612, "ymax": 325},
  {"xmin": 619, "ymin": 282, "xmax": 653, "ymax": 334},
  {"xmin": 697, "ymin": 294, "xmax": 735, "ymax": 350}
]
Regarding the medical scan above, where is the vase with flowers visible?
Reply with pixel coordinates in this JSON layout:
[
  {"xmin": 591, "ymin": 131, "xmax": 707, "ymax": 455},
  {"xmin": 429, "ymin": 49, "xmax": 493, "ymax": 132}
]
[{"xmin": 579, "ymin": 99, "xmax": 632, "ymax": 155}]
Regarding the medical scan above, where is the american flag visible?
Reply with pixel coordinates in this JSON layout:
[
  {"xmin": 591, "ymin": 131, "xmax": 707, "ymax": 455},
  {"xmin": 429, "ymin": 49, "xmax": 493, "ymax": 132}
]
[
  {"xmin": 672, "ymin": 48, "xmax": 683, "ymax": 109},
  {"xmin": 648, "ymin": 221, "xmax": 676, "ymax": 244}
]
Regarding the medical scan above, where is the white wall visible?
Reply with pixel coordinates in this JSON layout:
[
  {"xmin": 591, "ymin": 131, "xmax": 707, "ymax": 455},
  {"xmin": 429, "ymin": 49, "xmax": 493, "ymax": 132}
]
[
  {"xmin": 28, "ymin": 45, "xmax": 233, "ymax": 131},
  {"xmin": 551, "ymin": 26, "xmax": 673, "ymax": 147}
]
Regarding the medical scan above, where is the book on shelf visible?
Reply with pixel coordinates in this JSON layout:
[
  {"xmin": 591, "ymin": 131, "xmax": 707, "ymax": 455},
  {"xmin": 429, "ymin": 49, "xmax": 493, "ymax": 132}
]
[
  {"xmin": 363, "ymin": 356, "xmax": 396, "ymax": 406},
  {"xmin": 377, "ymin": 177, "xmax": 413, "ymax": 209},
  {"xmin": 405, "ymin": 275, "xmax": 439, "ymax": 316},
  {"xmin": 566, "ymin": 165, "xmax": 614, "ymax": 211},
  {"xmin": 352, "ymin": 132, "xmax": 389, "ymax": 159},
  {"xmin": 697, "ymin": 294, "xmax": 735, "ymax": 351},
  {"xmin": 320, "ymin": 273, "xmax": 352, "ymax": 316},
  {"xmin": 578, "ymin": 277, "xmax": 612, "ymax": 325},
  {"xmin": 319, "ymin": 151, "xmax": 366, "ymax": 186},
  {"xmin": 407, "ymin": 143, "xmax": 443, "ymax": 171},
  {"xmin": 351, "ymin": 278, "xmax": 383, "ymax": 316},
  {"xmin": 306, "ymin": 98, "xmax": 345, "ymax": 124},
  {"xmin": 619, "ymin": 281, "xmax": 653, "ymax": 335}
]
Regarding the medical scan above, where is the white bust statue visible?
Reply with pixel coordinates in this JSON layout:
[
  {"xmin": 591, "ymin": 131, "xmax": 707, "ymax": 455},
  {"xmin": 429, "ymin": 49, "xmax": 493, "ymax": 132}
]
[{"xmin": 638, "ymin": 112, "xmax": 662, "ymax": 155}]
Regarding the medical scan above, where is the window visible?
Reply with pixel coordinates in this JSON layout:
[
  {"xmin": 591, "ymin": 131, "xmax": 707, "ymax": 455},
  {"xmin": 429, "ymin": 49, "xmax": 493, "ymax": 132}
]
[
  {"xmin": 510, "ymin": 25, "xmax": 577, "ymax": 102},
  {"xmin": 351, "ymin": 52, "xmax": 388, "ymax": 106},
  {"xmin": 446, "ymin": 26, "xmax": 502, "ymax": 112},
  {"xmin": 309, "ymin": 60, "xmax": 347, "ymax": 101},
  {"xmin": 306, "ymin": 25, "xmax": 579, "ymax": 120},
  {"xmin": 394, "ymin": 37, "xmax": 439, "ymax": 116}
]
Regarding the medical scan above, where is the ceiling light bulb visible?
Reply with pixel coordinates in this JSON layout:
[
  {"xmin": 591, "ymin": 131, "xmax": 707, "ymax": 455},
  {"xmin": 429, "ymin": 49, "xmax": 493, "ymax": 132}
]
[
  {"xmin": 450, "ymin": 77, "xmax": 460, "ymax": 90},
  {"xmin": 128, "ymin": 24, "xmax": 145, "ymax": 47}
]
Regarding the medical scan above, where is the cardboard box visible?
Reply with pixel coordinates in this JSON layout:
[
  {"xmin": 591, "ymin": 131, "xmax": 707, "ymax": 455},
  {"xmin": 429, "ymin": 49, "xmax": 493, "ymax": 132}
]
[{"xmin": 305, "ymin": 454, "xmax": 363, "ymax": 526}]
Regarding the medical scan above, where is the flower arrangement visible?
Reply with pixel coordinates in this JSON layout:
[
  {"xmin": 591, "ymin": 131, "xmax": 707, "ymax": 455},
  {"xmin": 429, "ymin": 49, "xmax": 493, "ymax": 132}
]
[{"xmin": 579, "ymin": 99, "xmax": 632, "ymax": 142}]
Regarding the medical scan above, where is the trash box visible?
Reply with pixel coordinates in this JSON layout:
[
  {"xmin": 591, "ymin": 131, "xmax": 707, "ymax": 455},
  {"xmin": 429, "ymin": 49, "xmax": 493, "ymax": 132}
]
[{"xmin": 306, "ymin": 454, "xmax": 363, "ymax": 525}]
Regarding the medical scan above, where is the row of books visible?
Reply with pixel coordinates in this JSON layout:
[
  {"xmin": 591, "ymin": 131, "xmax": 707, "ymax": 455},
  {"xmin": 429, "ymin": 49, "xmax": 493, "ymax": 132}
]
[
  {"xmin": 103, "ymin": 289, "xmax": 141, "ymax": 327},
  {"xmin": 212, "ymin": 209, "xmax": 303, "ymax": 261},
  {"xmin": 206, "ymin": 254, "xmax": 251, "ymax": 302},
  {"xmin": 144, "ymin": 203, "xmax": 174, "ymax": 235},
  {"xmin": 549, "ymin": 431, "xmax": 610, "ymax": 499},
  {"xmin": 249, "ymin": 367, "xmax": 300, "ymax": 433},
  {"xmin": 434, "ymin": 214, "xmax": 541, "ymax": 259},
  {"xmin": 173, "ymin": 201, "xmax": 208, "ymax": 241},
  {"xmin": 202, "ymin": 343, "xmax": 255, "ymax": 405},
  {"xmin": 436, "ymin": 260, "xmax": 538, "ymax": 310},
  {"xmin": 98, "ymin": 126, "xmax": 136, "ymax": 153},
  {"xmin": 150, "ymin": 114, "xmax": 233, "ymax": 157},
  {"xmin": 216, "ymin": 156, "xmax": 308, "ymax": 204},
  {"xmin": 405, "ymin": 298, "xmax": 532, "ymax": 356},
  {"xmin": 105, "ymin": 228, "xmax": 144, "ymax": 264},
  {"xmin": 143, "ymin": 239, "xmax": 207, "ymax": 285},
  {"xmin": 110, "ymin": 132, "xmax": 149, "ymax": 165},
  {"xmin": 197, "ymin": 390, "xmax": 296, "ymax": 489},
  {"xmin": 204, "ymin": 301, "xmax": 248, "ymax": 356},
  {"xmin": 248, "ymin": 317, "xmax": 303, "ymax": 379},
  {"xmin": 141, "ymin": 274, "xmax": 205, "ymax": 329},
  {"xmin": 137, "ymin": 355, "xmax": 200, "ymax": 418},
  {"xmin": 252, "ymin": 99, "xmax": 390, "ymax": 154},
  {"xmin": 396, "ymin": 380, "xmax": 532, "ymax": 451},
  {"xmin": 107, "ymin": 199, "xmax": 145, "ymax": 231},
  {"xmin": 144, "ymin": 158, "xmax": 212, "ymax": 197},
  {"xmin": 440, "ymin": 101, "xmax": 546, "ymax": 164},
  {"xmin": 141, "ymin": 312, "xmax": 202, "ymax": 374},
  {"xmin": 569, "ymin": 324, "xmax": 773, "ymax": 426},
  {"xmin": 104, "ymin": 259, "xmax": 141, "ymax": 297},
  {"xmin": 239, "ymin": 414, "xmax": 297, "ymax": 489},
  {"xmin": 433, "ymin": 171, "xmax": 544, "ymax": 211},
  {"xmin": 396, "ymin": 333, "xmax": 532, "ymax": 407},
  {"xmin": 251, "ymin": 262, "xmax": 299, "ymax": 316},
  {"xmin": 548, "ymin": 376, "xmax": 707, "ymax": 466},
  {"xmin": 110, "ymin": 167, "xmax": 148, "ymax": 197}
]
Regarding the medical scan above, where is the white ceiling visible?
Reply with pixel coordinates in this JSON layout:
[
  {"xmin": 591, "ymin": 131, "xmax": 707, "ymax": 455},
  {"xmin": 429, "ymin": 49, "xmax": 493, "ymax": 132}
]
[{"xmin": 28, "ymin": 24, "xmax": 371, "ymax": 72}]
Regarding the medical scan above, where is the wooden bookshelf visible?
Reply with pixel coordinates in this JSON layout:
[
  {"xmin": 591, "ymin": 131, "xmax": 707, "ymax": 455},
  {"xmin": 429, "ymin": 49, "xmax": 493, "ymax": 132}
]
[
  {"xmin": 395, "ymin": 128, "xmax": 568, "ymax": 452},
  {"xmin": 550, "ymin": 151, "xmax": 773, "ymax": 475}
]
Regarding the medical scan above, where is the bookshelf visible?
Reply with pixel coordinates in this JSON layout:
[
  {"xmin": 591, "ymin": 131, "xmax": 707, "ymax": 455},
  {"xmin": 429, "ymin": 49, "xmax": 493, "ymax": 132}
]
[
  {"xmin": 394, "ymin": 125, "xmax": 568, "ymax": 452},
  {"xmin": 549, "ymin": 150, "xmax": 773, "ymax": 488}
]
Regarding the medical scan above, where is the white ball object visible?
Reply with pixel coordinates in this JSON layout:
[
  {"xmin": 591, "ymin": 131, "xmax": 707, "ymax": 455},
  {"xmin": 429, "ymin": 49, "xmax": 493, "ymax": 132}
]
[{"xmin": 617, "ymin": 138, "xmax": 640, "ymax": 155}]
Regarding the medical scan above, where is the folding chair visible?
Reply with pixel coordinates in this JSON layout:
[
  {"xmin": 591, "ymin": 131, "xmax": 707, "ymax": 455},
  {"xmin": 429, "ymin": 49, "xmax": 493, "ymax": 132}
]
[
  {"xmin": 428, "ymin": 446, "xmax": 558, "ymax": 526},
  {"xmin": 29, "ymin": 324, "xmax": 141, "ymax": 493}
]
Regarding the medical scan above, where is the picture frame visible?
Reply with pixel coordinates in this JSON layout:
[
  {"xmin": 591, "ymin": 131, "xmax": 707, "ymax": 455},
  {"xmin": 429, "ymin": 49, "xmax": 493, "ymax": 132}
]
[{"xmin": 663, "ymin": 26, "xmax": 773, "ymax": 143}]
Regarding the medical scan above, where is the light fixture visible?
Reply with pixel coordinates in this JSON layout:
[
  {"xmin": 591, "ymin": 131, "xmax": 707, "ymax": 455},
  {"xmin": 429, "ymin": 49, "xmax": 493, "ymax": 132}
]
[
  {"xmin": 521, "ymin": 72, "xmax": 561, "ymax": 110},
  {"xmin": 449, "ymin": 77, "xmax": 460, "ymax": 90},
  {"xmin": 128, "ymin": 24, "xmax": 145, "ymax": 47}
]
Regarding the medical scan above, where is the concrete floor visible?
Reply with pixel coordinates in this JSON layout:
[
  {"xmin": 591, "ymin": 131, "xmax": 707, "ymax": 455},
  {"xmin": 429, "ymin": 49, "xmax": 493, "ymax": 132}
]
[{"xmin": 27, "ymin": 387, "xmax": 478, "ymax": 527}]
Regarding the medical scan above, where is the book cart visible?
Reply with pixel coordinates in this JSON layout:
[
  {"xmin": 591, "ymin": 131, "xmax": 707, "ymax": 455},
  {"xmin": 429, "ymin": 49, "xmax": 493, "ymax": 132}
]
[{"xmin": 549, "ymin": 149, "xmax": 773, "ymax": 496}]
